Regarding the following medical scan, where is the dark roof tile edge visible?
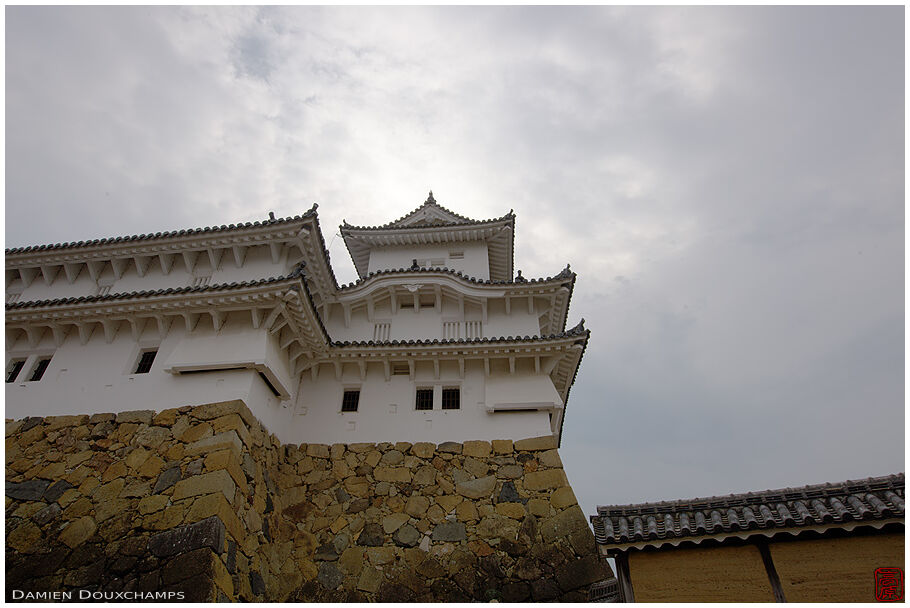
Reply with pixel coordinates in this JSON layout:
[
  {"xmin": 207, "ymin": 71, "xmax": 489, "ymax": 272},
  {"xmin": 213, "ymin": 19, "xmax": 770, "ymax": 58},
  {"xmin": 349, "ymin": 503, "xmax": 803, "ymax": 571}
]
[
  {"xmin": 594, "ymin": 473, "xmax": 905, "ymax": 515},
  {"xmin": 337, "ymin": 264, "xmax": 574, "ymax": 290},
  {"xmin": 329, "ymin": 318, "xmax": 588, "ymax": 348},
  {"xmin": 6, "ymin": 205, "xmax": 319, "ymax": 255},
  {"xmin": 6, "ymin": 267, "xmax": 307, "ymax": 309}
]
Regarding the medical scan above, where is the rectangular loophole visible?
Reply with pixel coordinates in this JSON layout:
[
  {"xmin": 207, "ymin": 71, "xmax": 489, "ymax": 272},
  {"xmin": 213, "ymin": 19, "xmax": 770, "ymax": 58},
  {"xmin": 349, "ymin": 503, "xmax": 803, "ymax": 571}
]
[{"xmin": 415, "ymin": 388, "xmax": 434, "ymax": 411}]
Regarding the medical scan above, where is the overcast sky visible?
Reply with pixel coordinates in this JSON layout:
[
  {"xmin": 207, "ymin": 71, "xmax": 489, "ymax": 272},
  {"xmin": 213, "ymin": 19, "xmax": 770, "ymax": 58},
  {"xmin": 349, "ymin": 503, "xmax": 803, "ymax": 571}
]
[{"xmin": 7, "ymin": 6, "xmax": 904, "ymax": 517}]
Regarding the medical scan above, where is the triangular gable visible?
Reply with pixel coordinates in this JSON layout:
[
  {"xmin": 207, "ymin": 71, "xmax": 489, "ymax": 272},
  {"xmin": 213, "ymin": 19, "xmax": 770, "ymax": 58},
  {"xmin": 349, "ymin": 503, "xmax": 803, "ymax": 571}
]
[{"xmin": 388, "ymin": 192, "xmax": 474, "ymax": 228}]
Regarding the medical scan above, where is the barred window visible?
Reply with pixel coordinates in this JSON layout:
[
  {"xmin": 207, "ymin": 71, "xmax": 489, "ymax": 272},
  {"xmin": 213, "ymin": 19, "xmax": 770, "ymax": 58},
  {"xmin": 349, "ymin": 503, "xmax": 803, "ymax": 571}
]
[
  {"xmin": 6, "ymin": 360, "xmax": 26, "ymax": 383},
  {"xmin": 415, "ymin": 388, "xmax": 434, "ymax": 411},
  {"xmin": 342, "ymin": 390, "xmax": 360, "ymax": 412},
  {"xmin": 442, "ymin": 388, "xmax": 460, "ymax": 410},
  {"xmin": 29, "ymin": 358, "xmax": 51, "ymax": 382},
  {"xmin": 135, "ymin": 350, "xmax": 157, "ymax": 374}
]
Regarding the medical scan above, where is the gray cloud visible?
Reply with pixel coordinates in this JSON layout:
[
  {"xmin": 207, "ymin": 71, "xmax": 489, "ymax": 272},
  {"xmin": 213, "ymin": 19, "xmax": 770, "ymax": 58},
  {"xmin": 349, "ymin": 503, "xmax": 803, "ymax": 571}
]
[{"xmin": 7, "ymin": 6, "xmax": 903, "ymax": 519}]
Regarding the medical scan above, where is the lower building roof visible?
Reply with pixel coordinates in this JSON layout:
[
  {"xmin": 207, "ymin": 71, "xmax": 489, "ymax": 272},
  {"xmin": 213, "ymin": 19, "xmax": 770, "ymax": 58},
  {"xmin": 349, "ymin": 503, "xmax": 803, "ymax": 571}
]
[{"xmin": 591, "ymin": 473, "xmax": 904, "ymax": 551}]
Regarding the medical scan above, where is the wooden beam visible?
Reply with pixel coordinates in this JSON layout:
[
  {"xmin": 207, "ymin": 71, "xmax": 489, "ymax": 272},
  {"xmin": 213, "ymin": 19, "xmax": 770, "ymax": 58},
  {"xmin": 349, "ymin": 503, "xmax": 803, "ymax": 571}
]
[
  {"xmin": 528, "ymin": 294, "xmax": 535, "ymax": 314},
  {"xmin": 207, "ymin": 248, "xmax": 223, "ymax": 271},
  {"xmin": 311, "ymin": 364, "xmax": 320, "ymax": 382},
  {"xmin": 182, "ymin": 251, "xmax": 198, "ymax": 274},
  {"xmin": 19, "ymin": 267, "xmax": 39, "ymax": 288},
  {"xmin": 100, "ymin": 320, "xmax": 118, "ymax": 344},
  {"xmin": 358, "ymin": 360, "xmax": 366, "ymax": 381},
  {"xmin": 433, "ymin": 359, "xmax": 440, "ymax": 379},
  {"xmin": 134, "ymin": 255, "xmax": 151, "ymax": 277},
  {"xmin": 333, "ymin": 361, "xmax": 342, "ymax": 381},
  {"xmin": 435, "ymin": 284, "xmax": 442, "ymax": 312},
  {"xmin": 383, "ymin": 360, "xmax": 390, "ymax": 382},
  {"xmin": 269, "ymin": 242, "xmax": 282, "ymax": 264},
  {"xmin": 408, "ymin": 360, "xmax": 415, "ymax": 381},
  {"xmin": 412, "ymin": 292, "xmax": 419, "ymax": 313},
  {"xmin": 85, "ymin": 261, "xmax": 102, "ymax": 283},
  {"xmin": 505, "ymin": 295, "xmax": 511, "ymax": 315},
  {"xmin": 154, "ymin": 315, "xmax": 172, "ymax": 339},
  {"xmin": 458, "ymin": 358, "xmax": 465, "ymax": 379},
  {"xmin": 366, "ymin": 297, "xmax": 374, "ymax": 322},
  {"xmin": 40, "ymin": 265, "xmax": 60, "ymax": 286},
  {"xmin": 110, "ymin": 258, "xmax": 126, "ymax": 280},
  {"xmin": 211, "ymin": 310, "xmax": 225, "ymax": 332},
  {"xmin": 24, "ymin": 326, "xmax": 43, "ymax": 348},
  {"xmin": 50, "ymin": 324, "xmax": 68, "ymax": 347},
  {"xmin": 250, "ymin": 308, "xmax": 263, "ymax": 329},
  {"xmin": 63, "ymin": 263, "xmax": 82, "ymax": 284},
  {"xmin": 183, "ymin": 312, "xmax": 199, "ymax": 333},
  {"xmin": 76, "ymin": 323, "xmax": 93, "ymax": 345},
  {"xmin": 159, "ymin": 253, "xmax": 175, "ymax": 275},
  {"xmin": 129, "ymin": 318, "xmax": 144, "ymax": 342},
  {"xmin": 508, "ymin": 356, "xmax": 515, "ymax": 374},
  {"xmin": 232, "ymin": 245, "xmax": 247, "ymax": 268},
  {"xmin": 342, "ymin": 303, "xmax": 351, "ymax": 328},
  {"xmin": 481, "ymin": 299, "xmax": 488, "ymax": 323},
  {"xmin": 484, "ymin": 358, "xmax": 490, "ymax": 377}
]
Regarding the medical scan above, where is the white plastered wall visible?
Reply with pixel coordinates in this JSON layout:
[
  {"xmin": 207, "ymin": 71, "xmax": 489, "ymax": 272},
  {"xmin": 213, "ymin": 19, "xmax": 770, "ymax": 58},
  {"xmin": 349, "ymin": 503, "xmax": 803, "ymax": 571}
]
[{"xmin": 367, "ymin": 241, "xmax": 490, "ymax": 280}]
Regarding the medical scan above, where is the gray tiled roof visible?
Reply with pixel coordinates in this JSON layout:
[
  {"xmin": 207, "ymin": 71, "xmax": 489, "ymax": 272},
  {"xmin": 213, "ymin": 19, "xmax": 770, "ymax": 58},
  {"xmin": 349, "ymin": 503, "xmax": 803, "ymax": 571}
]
[
  {"xmin": 337, "ymin": 264, "xmax": 574, "ymax": 290},
  {"xmin": 340, "ymin": 192, "xmax": 513, "ymax": 231},
  {"xmin": 5, "ymin": 207, "xmax": 319, "ymax": 255},
  {"xmin": 5, "ymin": 267, "xmax": 308, "ymax": 309},
  {"xmin": 330, "ymin": 318, "xmax": 588, "ymax": 348},
  {"xmin": 591, "ymin": 473, "xmax": 904, "ymax": 547}
]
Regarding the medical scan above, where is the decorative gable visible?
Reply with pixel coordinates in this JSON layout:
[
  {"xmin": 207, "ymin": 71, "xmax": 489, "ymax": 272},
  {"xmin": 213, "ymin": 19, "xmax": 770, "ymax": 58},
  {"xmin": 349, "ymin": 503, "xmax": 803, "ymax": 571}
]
[{"xmin": 388, "ymin": 192, "xmax": 474, "ymax": 228}]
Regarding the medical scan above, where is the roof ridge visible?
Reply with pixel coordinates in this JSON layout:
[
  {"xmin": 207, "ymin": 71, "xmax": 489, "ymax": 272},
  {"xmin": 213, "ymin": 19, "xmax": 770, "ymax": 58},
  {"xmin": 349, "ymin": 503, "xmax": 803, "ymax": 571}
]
[
  {"xmin": 6, "ymin": 205, "xmax": 319, "ymax": 255},
  {"xmin": 340, "ymin": 193, "xmax": 513, "ymax": 232}
]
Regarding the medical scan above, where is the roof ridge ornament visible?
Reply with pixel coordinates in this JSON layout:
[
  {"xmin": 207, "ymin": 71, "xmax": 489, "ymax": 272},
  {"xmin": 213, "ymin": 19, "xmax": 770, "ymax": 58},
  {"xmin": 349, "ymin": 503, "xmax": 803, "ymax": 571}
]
[{"xmin": 426, "ymin": 191, "xmax": 435, "ymax": 204}]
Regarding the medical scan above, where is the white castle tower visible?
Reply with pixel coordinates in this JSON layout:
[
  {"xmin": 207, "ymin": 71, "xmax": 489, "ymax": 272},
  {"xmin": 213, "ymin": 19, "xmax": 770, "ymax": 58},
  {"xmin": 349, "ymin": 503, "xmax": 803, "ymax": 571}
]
[{"xmin": 5, "ymin": 193, "xmax": 588, "ymax": 445}]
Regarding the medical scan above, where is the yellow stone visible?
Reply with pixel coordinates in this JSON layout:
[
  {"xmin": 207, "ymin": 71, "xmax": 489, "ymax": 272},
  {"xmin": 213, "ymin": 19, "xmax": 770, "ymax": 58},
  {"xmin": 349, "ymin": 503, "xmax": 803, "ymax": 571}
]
[
  {"xmin": 164, "ymin": 443, "xmax": 184, "ymax": 462},
  {"xmin": 374, "ymin": 466, "xmax": 411, "ymax": 483},
  {"xmin": 330, "ymin": 516, "xmax": 347, "ymax": 534},
  {"xmin": 180, "ymin": 422, "xmax": 213, "ymax": 443},
  {"xmin": 101, "ymin": 461, "xmax": 128, "ymax": 483},
  {"xmin": 138, "ymin": 494, "xmax": 169, "ymax": 515},
  {"xmin": 63, "ymin": 497, "xmax": 93, "ymax": 519},
  {"xmin": 37, "ymin": 461, "xmax": 65, "ymax": 480},
  {"xmin": 211, "ymin": 413, "xmax": 251, "ymax": 447},
  {"xmin": 463, "ymin": 440, "xmax": 492, "ymax": 458},
  {"xmin": 513, "ymin": 435, "xmax": 558, "ymax": 452},
  {"xmin": 59, "ymin": 516, "xmax": 97, "ymax": 548},
  {"xmin": 138, "ymin": 455, "xmax": 166, "ymax": 478},
  {"xmin": 9, "ymin": 521, "xmax": 42, "ymax": 552},
  {"xmin": 523, "ymin": 469, "xmax": 568, "ymax": 491},
  {"xmin": 65, "ymin": 451, "xmax": 93, "ymax": 469},
  {"xmin": 172, "ymin": 469, "xmax": 236, "ymax": 504},
  {"xmin": 456, "ymin": 501, "xmax": 478, "ymax": 522},
  {"xmin": 495, "ymin": 502, "xmax": 527, "ymax": 519},
  {"xmin": 185, "ymin": 493, "xmax": 245, "ymax": 543},
  {"xmin": 93, "ymin": 478, "xmax": 126, "ymax": 502},
  {"xmin": 411, "ymin": 442, "xmax": 435, "ymax": 459},
  {"xmin": 528, "ymin": 498, "xmax": 550, "ymax": 517},
  {"xmin": 145, "ymin": 504, "xmax": 185, "ymax": 530},
  {"xmin": 550, "ymin": 486, "xmax": 578, "ymax": 509},
  {"xmin": 153, "ymin": 408, "xmax": 179, "ymax": 427},
  {"xmin": 125, "ymin": 447, "xmax": 150, "ymax": 470},
  {"xmin": 435, "ymin": 495, "xmax": 463, "ymax": 513},
  {"xmin": 212, "ymin": 553, "xmax": 234, "ymax": 597}
]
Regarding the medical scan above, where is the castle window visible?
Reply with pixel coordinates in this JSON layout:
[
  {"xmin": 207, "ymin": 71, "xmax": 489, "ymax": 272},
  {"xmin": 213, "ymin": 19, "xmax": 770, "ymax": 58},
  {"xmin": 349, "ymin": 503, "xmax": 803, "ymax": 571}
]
[
  {"xmin": 449, "ymin": 251, "xmax": 464, "ymax": 260},
  {"xmin": 392, "ymin": 363, "xmax": 409, "ymax": 376},
  {"xmin": 415, "ymin": 388, "xmax": 434, "ymax": 411},
  {"xmin": 342, "ymin": 390, "xmax": 360, "ymax": 412},
  {"xmin": 6, "ymin": 359, "xmax": 26, "ymax": 383},
  {"xmin": 419, "ymin": 296, "xmax": 435, "ymax": 309},
  {"xmin": 134, "ymin": 350, "xmax": 158, "ymax": 374},
  {"xmin": 442, "ymin": 388, "xmax": 460, "ymax": 410},
  {"xmin": 29, "ymin": 357, "xmax": 51, "ymax": 382}
]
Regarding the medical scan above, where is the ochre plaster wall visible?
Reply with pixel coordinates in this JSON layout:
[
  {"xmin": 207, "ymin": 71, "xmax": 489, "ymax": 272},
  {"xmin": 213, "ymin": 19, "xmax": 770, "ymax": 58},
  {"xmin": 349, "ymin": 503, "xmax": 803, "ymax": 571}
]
[
  {"xmin": 628, "ymin": 543, "xmax": 775, "ymax": 602},
  {"xmin": 6, "ymin": 401, "xmax": 611, "ymax": 602},
  {"xmin": 770, "ymin": 532, "xmax": 905, "ymax": 602}
]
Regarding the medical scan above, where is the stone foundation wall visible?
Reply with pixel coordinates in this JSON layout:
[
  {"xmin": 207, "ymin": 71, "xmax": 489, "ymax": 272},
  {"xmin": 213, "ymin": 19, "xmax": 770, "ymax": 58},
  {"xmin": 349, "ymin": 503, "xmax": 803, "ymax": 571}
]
[{"xmin": 6, "ymin": 401, "xmax": 611, "ymax": 602}]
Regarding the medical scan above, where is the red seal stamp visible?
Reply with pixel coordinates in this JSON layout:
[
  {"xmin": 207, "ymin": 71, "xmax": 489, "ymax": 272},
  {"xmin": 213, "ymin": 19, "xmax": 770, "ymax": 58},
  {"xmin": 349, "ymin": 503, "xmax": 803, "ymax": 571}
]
[{"xmin": 875, "ymin": 567, "xmax": 903, "ymax": 602}]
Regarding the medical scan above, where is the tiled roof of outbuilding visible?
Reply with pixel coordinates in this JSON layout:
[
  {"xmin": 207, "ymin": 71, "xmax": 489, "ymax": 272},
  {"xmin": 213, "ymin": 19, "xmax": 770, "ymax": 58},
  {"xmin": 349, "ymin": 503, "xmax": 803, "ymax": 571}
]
[
  {"xmin": 5, "ymin": 206, "xmax": 319, "ymax": 255},
  {"xmin": 592, "ymin": 473, "xmax": 904, "ymax": 548}
]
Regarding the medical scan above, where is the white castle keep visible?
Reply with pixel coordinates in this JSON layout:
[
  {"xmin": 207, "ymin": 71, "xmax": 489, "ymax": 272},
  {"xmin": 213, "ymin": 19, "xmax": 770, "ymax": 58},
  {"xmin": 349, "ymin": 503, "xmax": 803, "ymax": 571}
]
[{"xmin": 5, "ymin": 194, "xmax": 588, "ymax": 445}]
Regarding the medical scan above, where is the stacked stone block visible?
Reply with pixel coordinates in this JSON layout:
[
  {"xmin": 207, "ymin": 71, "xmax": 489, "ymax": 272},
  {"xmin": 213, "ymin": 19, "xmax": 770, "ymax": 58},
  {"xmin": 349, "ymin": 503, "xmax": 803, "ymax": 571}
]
[{"xmin": 6, "ymin": 401, "xmax": 611, "ymax": 602}]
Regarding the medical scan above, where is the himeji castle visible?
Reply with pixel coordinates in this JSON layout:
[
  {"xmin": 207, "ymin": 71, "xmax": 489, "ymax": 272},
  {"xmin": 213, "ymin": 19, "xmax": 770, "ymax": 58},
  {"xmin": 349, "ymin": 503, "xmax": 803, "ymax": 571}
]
[{"xmin": 5, "ymin": 193, "xmax": 588, "ymax": 446}]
